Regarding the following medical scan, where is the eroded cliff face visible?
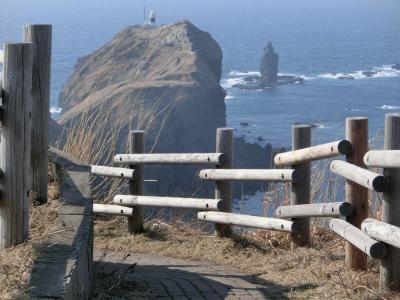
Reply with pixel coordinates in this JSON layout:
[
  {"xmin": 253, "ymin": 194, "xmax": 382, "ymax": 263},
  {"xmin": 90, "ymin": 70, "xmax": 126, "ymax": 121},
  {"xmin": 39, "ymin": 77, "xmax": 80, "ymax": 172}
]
[
  {"xmin": 59, "ymin": 20, "xmax": 225, "ymax": 154},
  {"xmin": 58, "ymin": 20, "xmax": 270, "ymax": 196}
]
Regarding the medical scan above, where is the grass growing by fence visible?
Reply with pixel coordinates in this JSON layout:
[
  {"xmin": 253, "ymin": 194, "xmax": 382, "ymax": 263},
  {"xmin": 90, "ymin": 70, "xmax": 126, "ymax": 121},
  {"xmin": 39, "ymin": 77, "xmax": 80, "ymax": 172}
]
[
  {"xmin": 94, "ymin": 217, "xmax": 395, "ymax": 299},
  {"xmin": 56, "ymin": 93, "xmax": 182, "ymax": 203},
  {"xmin": 0, "ymin": 166, "xmax": 60, "ymax": 299}
]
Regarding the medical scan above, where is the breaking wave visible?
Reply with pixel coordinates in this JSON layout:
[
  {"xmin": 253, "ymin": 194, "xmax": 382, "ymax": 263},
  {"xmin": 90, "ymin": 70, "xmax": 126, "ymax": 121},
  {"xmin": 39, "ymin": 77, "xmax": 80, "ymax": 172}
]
[
  {"xmin": 222, "ymin": 70, "xmax": 311, "ymax": 88},
  {"xmin": 318, "ymin": 65, "xmax": 400, "ymax": 80},
  {"xmin": 379, "ymin": 105, "xmax": 400, "ymax": 110}
]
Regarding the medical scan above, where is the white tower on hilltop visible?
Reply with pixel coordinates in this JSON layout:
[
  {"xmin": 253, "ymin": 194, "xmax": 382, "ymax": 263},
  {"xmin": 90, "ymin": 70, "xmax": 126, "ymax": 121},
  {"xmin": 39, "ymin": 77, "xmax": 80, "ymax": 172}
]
[
  {"xmin": 143, "ymin": 9, "xmax": 157, "ymax": 28},
  {"xmin": 149, "ymin": 10, "xmax": 156, "ymax": 24}
]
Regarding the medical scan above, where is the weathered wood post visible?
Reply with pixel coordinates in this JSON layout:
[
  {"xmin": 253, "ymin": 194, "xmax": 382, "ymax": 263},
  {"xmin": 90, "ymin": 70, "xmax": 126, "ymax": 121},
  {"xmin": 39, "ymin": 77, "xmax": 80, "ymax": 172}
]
[
  {"xmin": 128, "ymin": 130, "xmax": 145, "ymax": 233},
  {"xmin": 381, "ymin": 113, "xmax": 400, "ymax": 290},
  {"xmin": 215, "ymin": 128, "xmax": 233, "ymax": 237},
  {"xmin": 345, "ymin": 117, "xmax": 369, "ymax": 270},
  {"xmin": 23, "ymin": 24, "xmax": 52, "ymax": 204},
  {"xmin": 290, "ymin": 124, "xmax": 311, "ymax": 250},
  {"xmin": 0, "ymin": 43, "xmax": 33, "ymax": 250}
]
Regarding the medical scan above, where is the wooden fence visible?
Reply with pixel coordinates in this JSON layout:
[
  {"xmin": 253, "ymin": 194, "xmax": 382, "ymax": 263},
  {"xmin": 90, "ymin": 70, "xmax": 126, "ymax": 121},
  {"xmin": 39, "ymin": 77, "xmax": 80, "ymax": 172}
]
[
  {"xmin": 0, "ymin": 24, "xmax": 52, "ymax": 250},
  {"xmin": 92, "ymin": 115, "xmax": 400, "ymax": 291},
  {"xmin": 1, "ymin": 23, "xmax": 400, "ymax": 293}
]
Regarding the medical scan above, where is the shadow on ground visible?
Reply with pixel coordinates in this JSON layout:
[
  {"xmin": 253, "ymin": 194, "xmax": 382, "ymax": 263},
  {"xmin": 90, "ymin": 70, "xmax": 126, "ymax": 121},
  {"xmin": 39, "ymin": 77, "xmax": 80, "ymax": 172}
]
[{"xmin": 93, "ymin": 252, "xmax": 317, "ymax": 299}]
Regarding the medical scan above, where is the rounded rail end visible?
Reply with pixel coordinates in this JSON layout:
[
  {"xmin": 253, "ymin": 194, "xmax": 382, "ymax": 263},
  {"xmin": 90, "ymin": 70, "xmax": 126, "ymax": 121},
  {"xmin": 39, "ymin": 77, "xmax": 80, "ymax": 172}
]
[
  {"xmin": 329, "ymin": 160, "xmax": 337, "ymax": 171},
  {"xmin": 370, "ymin": 242, "xmax": 387, "ymax": 259},
  {"xmin": 372, "ymin": 175, "xmax": 387, "ymax": 192},
  {"xmin": 216, "ymin": 200, "xmax": 224, "ymax": 211},
  {"xmin": 291, "ymin": 169, "xmax": 302, "ymax": 183},
  {"xmin": 197, "ymin": 169, "xmax": 208, "ymax": 180},
  {"xmin": 338, "ymin": 140, "xmax": 352, "ymax": 156},
  {"xmin": 339, "ymin": 202, "xmax": 354, "ymax": 217},
  {"xmin": 218, "ymin": 153, "xmax": 228, "ymax": 166},
  {"xmin": 291, "ymin": 221, "xmax": 300, "ymax": 233},
  {"xmin": 273, "ymin": 154, "xmax": 282, "ymax": 166}
]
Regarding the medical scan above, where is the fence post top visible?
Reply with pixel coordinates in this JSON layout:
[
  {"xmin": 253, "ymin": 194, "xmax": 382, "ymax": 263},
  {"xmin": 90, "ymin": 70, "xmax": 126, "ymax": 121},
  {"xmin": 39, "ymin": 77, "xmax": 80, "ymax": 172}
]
[
  {"xmin": 385, "ymin": 112, "xmax": 400, "ymax": 118},
  {"xmin": 292, "ymin": 124, "xmax": 311, "ymax": 129},
  {"xmin": 4, "ymin": 42, "xmax": 33, "ymax": 47},
  {"xmin": 217, "ymin": 127, "xmax": 233, "ymax": 132},
  {"xmin": 346, "ymin": 116, "xmax": 368, "ymax": 121},
  {"xmin": 130, "ymin": 130, "xmax": 145, "ymax": 134},
  {"xmin": 24, "ymin": 24, "xmax": 52, "ymax": 28}
]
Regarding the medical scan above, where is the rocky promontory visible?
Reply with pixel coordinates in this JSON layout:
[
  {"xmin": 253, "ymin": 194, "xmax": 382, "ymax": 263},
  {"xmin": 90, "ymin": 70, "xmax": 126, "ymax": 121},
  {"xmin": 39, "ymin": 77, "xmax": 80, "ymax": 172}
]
[{"xmin": 58, "ymin": 20, "xmax": 271, "ymax": 196}]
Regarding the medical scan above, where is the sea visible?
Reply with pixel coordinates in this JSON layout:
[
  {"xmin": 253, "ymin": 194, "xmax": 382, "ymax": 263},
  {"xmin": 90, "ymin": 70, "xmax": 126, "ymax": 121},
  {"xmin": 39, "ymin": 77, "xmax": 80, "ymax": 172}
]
[{"xmin": 1, "ymin": 0, "xmax": 399, "ymax": 214}]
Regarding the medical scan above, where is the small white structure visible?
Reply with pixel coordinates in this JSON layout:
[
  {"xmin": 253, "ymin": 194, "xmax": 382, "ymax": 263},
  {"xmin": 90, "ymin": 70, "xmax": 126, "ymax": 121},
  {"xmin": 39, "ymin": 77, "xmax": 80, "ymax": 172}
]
[
  {"xmin": 149, "ymin": 10, "xmax": 156, "ymax": 24},
  {"xmin": 143, "ymin": 10, "xmax": 157, "ymax": 28}
]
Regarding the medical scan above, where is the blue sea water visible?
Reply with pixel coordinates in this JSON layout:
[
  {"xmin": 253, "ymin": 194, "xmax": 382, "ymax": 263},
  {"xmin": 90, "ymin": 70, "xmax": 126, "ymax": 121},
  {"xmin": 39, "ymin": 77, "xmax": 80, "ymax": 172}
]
[
  {"xmin": 1, "ymin": 0, "xmax": 399, "ymax": 147},
  {"xmin": 1, "ymin": 0, "xmax": 399, "ymax": 214}
]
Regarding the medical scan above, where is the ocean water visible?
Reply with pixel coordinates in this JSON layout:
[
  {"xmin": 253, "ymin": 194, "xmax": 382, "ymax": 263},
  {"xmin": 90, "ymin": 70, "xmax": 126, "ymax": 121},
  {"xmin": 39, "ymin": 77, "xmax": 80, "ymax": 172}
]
[{"xmin": 1, "ymin": 0, "xmax": 399, "ymax": 214}]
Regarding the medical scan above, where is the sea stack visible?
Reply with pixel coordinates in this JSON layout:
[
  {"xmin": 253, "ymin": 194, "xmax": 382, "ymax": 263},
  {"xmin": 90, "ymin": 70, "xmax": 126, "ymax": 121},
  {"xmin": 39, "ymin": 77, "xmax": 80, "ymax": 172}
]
[{"xmin": 260, "ymin": 41, "xmax": 279, "ymax": 85}]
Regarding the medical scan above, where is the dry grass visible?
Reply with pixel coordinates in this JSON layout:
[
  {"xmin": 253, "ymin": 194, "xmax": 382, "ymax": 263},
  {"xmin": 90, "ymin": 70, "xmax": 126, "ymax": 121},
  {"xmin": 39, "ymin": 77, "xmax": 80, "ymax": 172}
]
[
  {"xmin": 94, "ymin": 218, "xmax": 400, "ymax": 299},
  {"xmin": 56, "ymin": 94, "xmax": 181, "ymax": 204},
  {"xmin": 0, "ymin": 167, "xmax": 60, "ymax": 299}
]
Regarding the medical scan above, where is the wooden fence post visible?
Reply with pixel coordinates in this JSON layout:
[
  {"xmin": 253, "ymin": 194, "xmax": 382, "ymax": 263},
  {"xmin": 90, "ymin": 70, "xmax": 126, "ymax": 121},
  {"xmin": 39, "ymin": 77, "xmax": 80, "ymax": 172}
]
[
  {"xmin": 345, "ymin": 117, "xmax": 368, "ymax": 270},
  {"xmin": 128, "ymin": 130, "xmax": 145, "ymax": 233},
  {"xmin": 23, "ymin": 24, "xmax": 52, "ymax": 204},
  {"xmin": 0, "ymin": 42, "xmax": 33, "ymax": 250},
  {"xmin": 290, "ymin": 124, "xmax": 311, "ymax": 250},
  {"xmin": 381, "ymin": 113, "xmax": 400, "ymax": 290},
  {"xmin": 215, "ymin": 128, "xmax": 233, "ymax": 237}
]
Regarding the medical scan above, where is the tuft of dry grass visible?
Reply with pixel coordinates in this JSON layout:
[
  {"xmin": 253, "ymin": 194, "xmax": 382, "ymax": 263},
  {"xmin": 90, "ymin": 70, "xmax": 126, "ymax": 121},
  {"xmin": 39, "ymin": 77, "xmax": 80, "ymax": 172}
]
[
  {"xmin": 0, "ymin": 166, "xmax": 61, "ymax": 299},
  {"xmin": 94, "ymin": 218, "xmax": 400, "ymax": 299}
]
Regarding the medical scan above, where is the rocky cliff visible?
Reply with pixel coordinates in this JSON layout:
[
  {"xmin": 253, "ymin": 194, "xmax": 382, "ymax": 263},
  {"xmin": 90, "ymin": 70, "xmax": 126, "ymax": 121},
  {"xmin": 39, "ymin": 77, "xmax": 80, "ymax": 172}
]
[{"xmin": 58, "ymin": 20, "xmax": 270, "ymax": 196}]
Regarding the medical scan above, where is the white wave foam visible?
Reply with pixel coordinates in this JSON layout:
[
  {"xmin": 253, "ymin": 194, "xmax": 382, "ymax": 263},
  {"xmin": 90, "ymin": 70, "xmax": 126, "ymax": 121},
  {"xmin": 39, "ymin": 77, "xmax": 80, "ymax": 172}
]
[
  {"xmin": 229, "ymin": 70, "xmax": 260, "ymax": 77},
  {"xmin": 225, "ymin": 95, "xmax": 234, "ymax": 100},
  {"xmin": 50, "ymin": 107, "xmax": 62, "ymax": 114},
  {"xmin": 318, "ymin": 65, "xmax": 400, "ymax": 80},
  {"xmin": 379, "ymin": 105, "xmax": 400, "ymax": 110},
  {"xmin": 221, "ymin": 77, "xmax": 244, "ymax": 88},
  {"xmin": 279, "ymin": 73, "xmax": 315, "ymax": 80}
]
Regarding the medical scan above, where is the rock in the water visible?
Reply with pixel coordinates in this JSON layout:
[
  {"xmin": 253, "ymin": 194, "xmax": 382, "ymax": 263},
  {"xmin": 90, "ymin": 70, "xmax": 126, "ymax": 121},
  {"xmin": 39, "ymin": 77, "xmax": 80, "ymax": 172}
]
[
  {"xmin": 392, "ymin": 64, "xmax": 400, "ymax": 70},
  {"xmin": 232, "ymin": 42, "xmax": 305, "ymax": 90},
  {"xmin": 260, "ymin": 41, "xmax": 279, "ymax": 85},
  {"xmin": 362, "ymin": 70, "xmax": 378, "ymax": 77},
  {"xmin": 337, "ymin": 74, "xmax": 355, "ymax": 80}
]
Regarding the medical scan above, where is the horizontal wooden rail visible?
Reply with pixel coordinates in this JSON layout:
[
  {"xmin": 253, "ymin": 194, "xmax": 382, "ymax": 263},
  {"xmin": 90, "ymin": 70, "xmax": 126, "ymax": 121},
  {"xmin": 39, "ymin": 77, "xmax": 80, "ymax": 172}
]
[
  {"xmin": 274, "ymin": 140, "xmax": 352, "ymax": 166},
  {"xmin": 362, "ymin": 218, "xmax": 400, "ymax": 249},
  {"xmin": 93, "ymin": 204, "xmax": 133, "ymax": 216},
  {"xmin": 198, "ymin": 211, "xmax": 297, "ymax": 232},
  {"xmin": 113, "ymin": 195, "xmax": 222, "ymax": 210},
  {"xmin": 113, "ymin": 153, "xmax": 226, "ymax": 165},
  {"xmin": 330, "ymin": 160, "xmax": 387, "ymax": 192},
  {"xmin": 90, "ymin": 165, "xmax": 134, "ymax": 179},
  {"xmin": 276, "ymin": 201, "xmax": 353, "ymax": 218},
  {"xmin": 364, "ymin": 150, "xmax": 400, "ymax": 168},
  {"xmin": 329, "ymin": 218, "xmax": 386, "ymax": 259},
  {"xmin": 0, "ymin": 49, "xmax": 3, "ymax": 64},
  {"xmin": 198, "ymin": 169, "xmax": 300, "ymax": 182}
]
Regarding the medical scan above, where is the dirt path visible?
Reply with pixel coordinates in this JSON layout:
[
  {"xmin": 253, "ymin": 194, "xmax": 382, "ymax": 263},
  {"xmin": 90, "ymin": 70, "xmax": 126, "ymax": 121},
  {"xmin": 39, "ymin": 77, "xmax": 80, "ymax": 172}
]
[{"xmin": 94, "ymin": 251, "xmax": 288, "ymax": 299}]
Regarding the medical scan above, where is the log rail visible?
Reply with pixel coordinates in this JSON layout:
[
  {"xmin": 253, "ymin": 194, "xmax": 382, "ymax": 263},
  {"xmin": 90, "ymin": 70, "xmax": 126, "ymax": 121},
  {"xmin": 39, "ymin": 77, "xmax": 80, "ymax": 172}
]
[{"xmin": 3, "ymin": 22, "xmax": 400, "ymax": 294}]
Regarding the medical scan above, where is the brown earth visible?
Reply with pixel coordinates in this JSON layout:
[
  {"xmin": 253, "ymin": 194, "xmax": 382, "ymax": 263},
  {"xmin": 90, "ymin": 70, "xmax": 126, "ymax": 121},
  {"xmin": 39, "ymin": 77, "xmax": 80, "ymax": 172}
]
[{"xmin": 94, "ymin": 217, "xmax": 399, "ymax": 299}]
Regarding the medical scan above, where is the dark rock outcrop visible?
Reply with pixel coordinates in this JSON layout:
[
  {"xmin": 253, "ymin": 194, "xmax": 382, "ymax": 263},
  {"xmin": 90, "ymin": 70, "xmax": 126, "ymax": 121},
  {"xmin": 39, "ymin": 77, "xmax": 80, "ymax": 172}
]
[
  {"xmin": 57, "ymin": 20, "xmax": 270, "ymax": 197},
  {"xmin": 392, "ymin": 64, "xmax": 400, "ymax": 70},
  {"xmin": 232, "ymin": 42, "xmax": 305, "ymax": 90},
  {"xmin": 260, "ymin": 42, "xmax": 279, "ymax": 85}
]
